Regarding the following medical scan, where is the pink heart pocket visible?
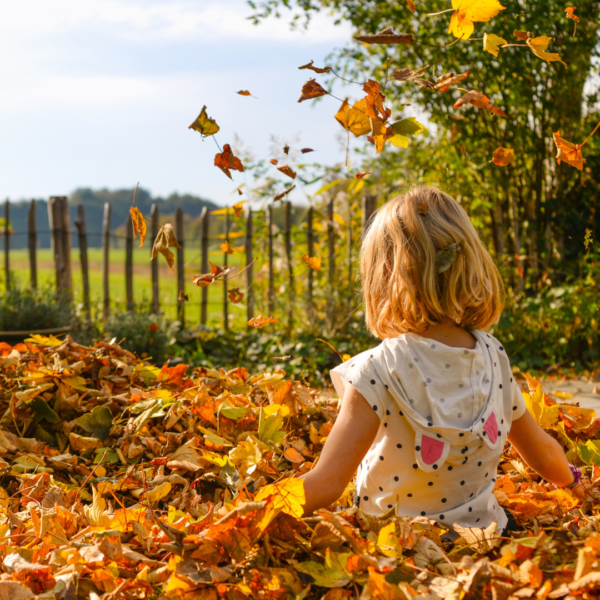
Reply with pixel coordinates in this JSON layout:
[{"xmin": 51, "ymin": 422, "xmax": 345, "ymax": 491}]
[
  {"xmin": 421, "ymin": 435, "xmax": 444, "ymax": 465},
  {"xmin": 483, "ymin": 412, "xmax": 498, "ymax": 443}
]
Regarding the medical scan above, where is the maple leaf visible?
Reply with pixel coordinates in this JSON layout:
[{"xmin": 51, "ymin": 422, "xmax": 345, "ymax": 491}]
[
  {"xmin": 248, "ymin": 315, "xmax": 278, "ymax": 329},
  {"xmin": 302, "ymin": 254, "xmax": 322, "ymax": 271},
  {"xmin": 129, "ymin": 207, "xmax": 147, "ymax": 248},
  {"xmin": 220, "ymin": 240, "xmax": 234, "ymax": 255},
  {"xmin": 391, "ymin": 65, "xmax": 434, "ymax": 89},
  {"xmin": 483, "ymin": 33, "xmax": 508, "ymax": 56},
  {"xmin": 254, "ymin": 478, "xmax": 305, "ymax": 518},
  {"xmin": 298, "ymin": 79, "xmax": 328, "ymax": 103},
  {"xmin": 434, "ymin": 71, "xmax": 470, "ymax": 92},
  {"xmin": 277, "ymin": 165, "xmax": 297, "ymax": 179},
  {"xmin": 492, "ymin": 147, "xmax": 515, "ymax": 166},
  {"xmin": 334, "ymin": 98, "xmax": 372, "ymax": 137},
  {"xmin": 363, "ymin": 79, "xmax": 391, "ymax": 121},
  {"xmin": 354, "ymin": 27, "xmax": 412, "ymax": 44},
  {"xmin": 453, "ymin": 90, "xmax": 507, "ymax": 117},
  {"xmin": 553, "ymin": 131, "xmax": 586, "ymax": 170},
  {"xmin": 298, "ymin": 60, "xmax": 331, "ymax": 73},
  {"xmin": 301, "ymin": 148, "xmax": 314, "ymax": 153},
  {"xmin": 151, "ymin": 224, "xmax": 182, "ymax": 271},
  {"xmin": 188, "ymin": 105, "xmax": 220, "ymax": 138},
  {"xmin": 232, "ymin": 202, "xmax": 245, "ymax": 218},
  {"xmin": 214, "ymin": 144, "xmax": 244, "ymax": 180},
  {"xmin": 447, "ymin": 0, "xmax": 506, "ymax": 40},
  {"xmin": 274, "ymin": 185, "xmax": 295, "ymax": 202},
  {"xmin": 527, "ymin": 36, "xmax": 567, "ymax": 66},
  {"xmin": 178, "ymin": 291, "xmax": 188, "ymax": 302},
  {"xmin": 228, "ymin": 288, "xmax": 244, "ymax": 304}
]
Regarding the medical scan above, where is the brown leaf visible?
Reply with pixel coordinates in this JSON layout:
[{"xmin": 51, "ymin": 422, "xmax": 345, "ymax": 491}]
[
  {"xmin": 356, "ymin": 171, "xmax": 372, "ymax": 179},
  {"xmin": 298, "ymin": 60, "xmax": 331, "ymax": 73},
  {"xmin": 298, "ymin": 79, "xmax": 328, "ymax": 103},
  {"xmin": 228, "ymin": 288, "xmax": 244, "ymax": 304},
  {"xmin": 130, "ymin": 207, "xmax": 147, "ymax": 248},
  {"xmin": 553, "ymin": 130, "xmax": 586, "ymax": 170},
  {"xmin": 417, "ymin": 202, "xmax": 428, "ymax": 215},
  {"xmin": 434, "ymin": 71, "xmax": 470, "ymax": 92},
  {"xmin": 151, "ymin": 224, "xmax": 182, "ymax": 271},
  {"xmin": 237, "ymin": 188, "xmax": 243, "ymax": 195},
  {"xmin": 514, "ymin": 30, "xmax": 530, "ymax": 40},
  {"xmin": 283, "ymin": 145, "xmax": 290, "ymax": 155},
  {"xmin": 355, "ymin": 27, "xmax": 412, "ymax": 44},
  {"xmin": 491, "ymin": 147, "xmax": 515, "ymax": 166},
  {"xmin": 392, "ymin": 65, "xmax": 434, "ymax": 89},
  {"xmin": 270, "ymin": 159, "xmax": 278, "ymax": 165},
  {"xmin": 192, "ymin": 263, "xmax": 230, "ymax": 287},
  {"xmin": 237, "ymin": 90, "xmax": 252, "ymax": 96},
  {"xmin": 277, "ymin": 165, "xmax": 297, "ymax": 179},
  {"xmin": 274, "ymin": 185, "xmax": 296, "ymax": 202},
  {"xmin": 301, "ymin": 148, "xmax": 314, "ymax": 153},
  {"xmin": 178, "ymin": 291, "xmax": 189, "ymax": 302},
  {"xmin": 453, "ymin": 90, "xmax": 507, "ymax": 117},
  {"xmin": 214, "ymin": 144, "xmax": 244, "ymax": 179}
]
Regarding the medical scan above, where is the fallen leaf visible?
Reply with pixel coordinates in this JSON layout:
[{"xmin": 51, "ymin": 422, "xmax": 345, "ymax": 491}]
[
  {"xmin": 254, "ymin": 477, "xmax": 305, "ymax": 518},
  {"xmin": 354, "ymin": 27, "xmax": 413, "ymax": 44},
  {"xmin": 417, "ymin": 202, "xmax": 429, "ymax": 215},
  {"xmin": 298, "ymin": 60, "xmax": 331, "ymax": 73},
  {"xmin": 188, "ymin": 105, "xmax": 220, "ymax": 138},
  {"xmin": 483, "ymin": 32, "xmax": 508, "ymax": 56},
  {"xmin": 130, "ymin": 207, "xmax": 147, "ymax": 247},
  {"xmin": 453, "ymin": 90, "xmax": 507, "ymax": 117},
  {"xmin": 151, "ymin": 224, "xmax": 182, "ymax": 271},
  {"xmin": 214, "ymin": 144, "xmax": 244, "ymax": 180},
  {"xmin": 283, "ymin": 447, "xmax": 304, "ymax": 463},
  {"xmin": 228, "ymin": 288, "xmax": 244, "ymax": 304},
  {"xmin": 447, "ymin": 0, "xmax": 506, "ymax": 40},
  {"xmin": 492, "ymin": 147, "xmax": 515, "ymax": 166},
  {"xmin": 436, "ymin": 242, "xmax": 463, "ymax": 273},
  {"xmin": 220, "ymin": 241, "xmax": 235, "ymax": 255},
  {"xmin": 298, "ymin": 79, "xmax": 328, "ymax": 103},
  {"xmin": 248, "ymin": 315, "xmax": 278, "ymax": 329},
  {"xmin": 277, "ymin": 165, "xmax": 297, "ymax": 179},
  {"xmin": 553, "ymin": 130, "xmax": 586, "ymax": 170},
  {"xmin": 301, "ymin": 148, "xmax": 314, "ymax": 153},
  {"xmin": 178, "ymin": 291, "xmax": 189, "ymax": 302},
  {"xmin": 274, "ymin": 185, "xmax": 296, "ymax": 202},
  {"xmin": 356, "ymin": 171, "xmax": 372, "ymax": 179},
  {"xmin": 335, "ymin": 98, "xmax": 372, "ymax": 138},
  {"xmin": 435, "ymin": 71, "xmax": 470, "ymax": 92},
  {"xmin": 302, "ymin": 255, "xmax": 322, "ymax": 271}
]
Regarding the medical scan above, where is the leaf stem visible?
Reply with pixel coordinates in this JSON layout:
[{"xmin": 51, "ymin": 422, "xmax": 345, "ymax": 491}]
[
  {"xmin": 426, "ymin": 8, "xmax": 455, "ymax": 16},
  {"xmin": 581, "ymin": 119, "xmax": 600, "ymax": 147},
  {"xmin": 500, "ymin": 43, "xmax": 528, "ymax": 47},
  {"xmin": 329, "ymin": 67, "xmax": 366, "ymax": 86}
]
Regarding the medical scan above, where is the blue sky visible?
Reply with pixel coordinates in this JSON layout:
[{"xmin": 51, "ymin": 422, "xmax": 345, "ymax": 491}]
[{"xmin": 0, "ymin": 0, "xmax": 359, "ymax": 205}]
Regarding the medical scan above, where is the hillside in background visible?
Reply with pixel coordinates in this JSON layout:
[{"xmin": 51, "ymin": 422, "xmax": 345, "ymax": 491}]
[{"xmin": 6, "ymin": 187, "xmax": 216, "ymax": 248}]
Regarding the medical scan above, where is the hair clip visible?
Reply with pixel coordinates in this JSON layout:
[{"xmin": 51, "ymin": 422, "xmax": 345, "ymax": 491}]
[
  {"xmin": 435, "ymin": 241, "xmax": 463, "ymax": 273},
  {"xmin": 417, "ymin": 202, "xmax": 428, "ymax": 215}
]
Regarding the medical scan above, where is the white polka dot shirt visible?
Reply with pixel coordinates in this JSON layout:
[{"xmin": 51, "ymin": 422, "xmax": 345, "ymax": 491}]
[{"xmin": 331, "ymin": 329, "xmax": 527, "ymax": 531}]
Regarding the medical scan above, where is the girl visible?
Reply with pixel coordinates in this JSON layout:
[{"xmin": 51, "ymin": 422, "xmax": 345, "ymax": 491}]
[{"xmin": 301, "ymin": 186, "xmax": 579, "ymax": 531}]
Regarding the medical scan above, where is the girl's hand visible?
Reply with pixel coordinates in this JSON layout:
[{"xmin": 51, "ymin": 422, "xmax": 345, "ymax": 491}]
[{"xmin": 569, "ymin": 476, "xmax": 600, "ymax": 502}]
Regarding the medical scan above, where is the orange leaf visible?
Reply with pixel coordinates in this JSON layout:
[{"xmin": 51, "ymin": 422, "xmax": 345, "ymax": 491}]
[
  {"xmin": 270, "ymin": 159, "xmax": 278, "ymax": 165},
  {"xmin": 298, "ymin": 60, "xmax": 331, "ymax": 74},
  {"xmin": 214, "ymin": 144, "xmax": 244, "ymax": 180},
  {"xmin": 129, "ymin": 207, "xmax": 147, "ymax": 247},
  {"xmin": 301, "ymin": 148, "xmax": 314, "ymax": 153},
  {"xmin": 354, "ymin": 27, "xmax": 412, "ymax": 44},
  {"xmin": 220, "ymin": 240, "xmax": 234, "ymax": 254},
  {"xmin": 157, "ymin": 363, "xmax": 188, "ymax": 386},
  {"xmin": 237, "ymin": 90, "xmax": 252, "ymax": 96},
  {"xmin": 277, "ymin": 165, "xmax": 297, "ymax": 180},
  {"xmin": 435, "ymin": 71, "xmax": 470, "ymax": 92},
  {"xmin": 553, "ymin": 130, "xmax": 586, "ymax": 170},
  {"xmin": 335, "ymin": 98, "xmax": 372, "ymax": 138},
  {"xmin": 232, "ymin": 202, "xmax": 245, "ymax": 217},
  {"xmin": 248, "ymin": 315, "xmax": 278, "ymax": 329},
  {"xmin": 298, "ymin": 79, "xmax": 328, "ymax": 103},
  {"xmin": 178, "ymin": 290, "xmax": 188, "ymax": 302},
  {"xmin": 283, "ymin": 145, "xmax": 290, "ymax": 155},
  {"xmin": 151, "ymin": 223, "xmax": 182, "ymax": 271},
  {"xmin": 565, "ymin": 6, "xmax": 579, "ymax": 22},
  {"xmin": 228, "ymin": 288, "xmax": 244, "ymax": 304},
  {"xmin": 363, "ymin": 79, "xmax": 391, "ymax": 121},
  {"xmin": 453, "ymin": 90, "xmax": 507, "ymax": 117},
  {"xmin": 283, "ymin": 447, "xmax": 305, "ymax": 464},
  {"xmin": 192, "ymin": 273, "xmax": 215, "ymax": 287},
  {"xmin": 356, "ymin": 171, "xmax": 372, "ymax": 179},
  {"xmin": 492, "ymin": 147, "xmax": 515, "ymax": 166},
  {"xmin": 274, "ymin": 185, "xmax": 295, "ymax": 202},
  {"xmin": 302, "ymin": 254, "xmax": 322, "ymax": 271},
  {"xmin": 406, "ymin": 0, "xmax": 416, "ymax": 13},
  {"xmin": 237, "ymin": 188, "xmax": 243, "ymax": 196}
]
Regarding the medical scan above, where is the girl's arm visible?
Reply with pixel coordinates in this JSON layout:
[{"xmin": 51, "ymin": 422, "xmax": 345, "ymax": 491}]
[
  {"xmin": 301, "ymin": 380, "xmax": 379, "ymax": 516},
  {"xmin": 507, "ymin": 410, "xmax": 574, "ymax": 487}
]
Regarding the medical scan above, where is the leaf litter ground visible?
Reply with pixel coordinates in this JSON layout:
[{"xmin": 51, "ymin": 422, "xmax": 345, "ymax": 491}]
[{"xmin": 0, "ymin": 336, "xmax": 599, "ymax": 599}]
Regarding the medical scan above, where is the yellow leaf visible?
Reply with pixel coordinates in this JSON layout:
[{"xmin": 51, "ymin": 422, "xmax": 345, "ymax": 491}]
[
  {"xmin": 25, "ymin": 334, "xmax": 63, "ymax": 347},
  {"xmin": 263, "ymin": 403, "xmax": 290, "ymax": 417},
  {"xmin": 334, "ymin": 98, "xmax": 371, "ymax": 137},
  {"xmin": 527, "ymin": 36, "xmax": 567, "ymax": 66},
  {"xmin": 377, "ymin": 522, "xmax": 402, "ymax": 558},
  {"xmin": 302, "ymin": 254, "xmax": 322, "ymax": 271},
  {"xmin": 130, "ymin": 207, "xmax": 147, "ymax": 247},
  {"xmin": 448, "ymin": 0, "xmax": 506, "ymax": 40},
  {"xmin": 151, "ymin": 223, "xmax": 182, "ymax": 271},
  {"xmin": 220, "ymin": 240, "xmax": 234, "ymax": 254},
  {"xmin": 254, "ymin": 477, "xmax": 305, "ymax": 518},
  {"xmin": 524, "ymin": 384, "xmax": 559, "ymax": 429},
  {"xmin": 146, "ymin": 481, "xmax": 172, "ymax": 503},
  {"xmin": 491, "ymin": 147, "xmax": 515, "ymax": 166},
  {"xmin": 188, "ymin": 105, "xmax": 220, "ymax": 137},
  {"xmin": 370, "ymin": 118, "xmax": 388, "ymax": 154},
  {"xmin": 483, "ymin": 32, "xmax": 507, "ymax": 56}
]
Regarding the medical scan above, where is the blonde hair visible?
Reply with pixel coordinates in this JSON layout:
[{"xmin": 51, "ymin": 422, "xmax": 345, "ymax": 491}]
[{"xmin": 361, "ymin": 185, "xmax": 504, "ymax": 339}]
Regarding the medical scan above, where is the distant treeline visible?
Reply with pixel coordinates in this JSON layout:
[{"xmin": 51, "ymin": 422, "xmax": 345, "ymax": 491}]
[{"xmin": 6, "ymin": 187, "xmax": 216, "ymax": 249}]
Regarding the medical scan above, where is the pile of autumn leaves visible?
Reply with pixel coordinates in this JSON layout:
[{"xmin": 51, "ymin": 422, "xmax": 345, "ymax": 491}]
[{"xmin": 0, "ymin": 335, "xmax": 600, "ymax": 599}]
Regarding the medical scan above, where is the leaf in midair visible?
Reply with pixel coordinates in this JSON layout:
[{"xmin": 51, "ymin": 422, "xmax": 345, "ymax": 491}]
[
  {"xmin": 270, "ymin": 159, "xmax": 278, "ymax": 165},
  {"xmin": 73, "ymin": 406, "xmax": 113, "ymax": 440},
  {"xmin": 369, "ymin": 118, "xmax": 388, "ymax": 153},
  {"xmin": 298, "ymin": 79, "xmax": 328, "ymax": 103},
  {"xmin": 483, "ymin": 33, "xmax": 507, "ymax": 56},
  {"xmin": 302, "ymin": 254, "xmax": 322, "ymax": 271},
  {"xmin": 151, "ymin": 224, "xmax": 182, "ymax": 271},
  {"xmin": 301, "ymin": 148, "xmax": 314, "ymax": 153},
  {"xmin": 298, "ymin": 60, "xmax": 331, "ymax": 74},
  {"xmin": 406, "ymin": 0, "xmax": 416, "ymax": 13},
  {"xmin": 192, "ymin": 263, "xmax": 231, "ymax": 287},
  {"xmin": 334, "ymin": 98, "xmax": 372, "ymax": 138},
  {"xmin": 354, "ymin": 27, "xmax": 412, "ymax": 44},
  {"xmin": 232, "ymin": 202, "xmax": 245, "ymax": 217},
  {"xmin": 514, "ymin": 30, "xmax": 529, "ymax": 41},
  {"xmin": 527, "ymin": 36, "xmax": 567, "ymax": 66},
  {"xmin": 129, "ymin": 207, "xmax": 147, "ymax": 248},
  {"xmin": 274, "ymin": 185, "xmax": 296, "ymax": 202},
  {"xmin": 553, "ymin": 131, "xmax": 586, "ymax": 170},
  {"xmin": 248, "ymin": 315, "xmax": 278, "ymax": 329},
  {"xmin": 178, "ymin": 291, "xmax": 189, "ymax": 302},
  {"xmin": 389, "ymin": 117, "xmax": 426, "ymax": 137},
  {"xmin": 447, "ymin": 0, "xmax": 506, "ymax": 40},
  {"xmin": 565, "ymin": 6, "xmax": 579, "ymax": 21},
  {"xmin": 391, "ymin": 65, "xmax": 434, "ymax": 89},
  {"xmin": 188, "ymin": 105, "xmax": 220, "ymax": 137},
  {"xmin": 237, "ymin": 90, "xmax": 252, "ymax": 96},
  {"xmin": 220, "ymin": 240, "xmax": 234, "ymax": 254},
  {"xmin": 491, "ymin": 147, "xmax": 515, "ymax": 166},
  {"xmin": 228, "ymin": 288, "xmax": 244, "ymax": 304},
  {"xmin": 453, "ymin": 90, "xmax": 507, "ymax": 117},
  {"xmin": 436, "ymin": 242, "xmax": 463, "ymax": 273},
  {"xmin": 356, "ymin": 171, "xmax": 372, "ymax": 179},
  {"xmin": 363, "ymin": 80, "xmax": 391, "ymax": 121},
  {"xmin": 277, "ymin": 165, "xmax": 297, "ymax": 180},
  {"xmin": 283, "ymin": 145, "xmax": 290, "ymax": 155},
  {"xmin": 214, "ymin": 144, "xmax": 244, "ymax": 179},
  {"xmin": 434, "ymin": 71, "xmax": 470, "ymax": 92}
]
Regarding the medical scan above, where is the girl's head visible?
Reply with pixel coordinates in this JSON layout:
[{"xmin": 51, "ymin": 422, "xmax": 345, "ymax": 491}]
[{"xmin": 361, "ymin": 185, "xmax": 504, "ymax": 339}]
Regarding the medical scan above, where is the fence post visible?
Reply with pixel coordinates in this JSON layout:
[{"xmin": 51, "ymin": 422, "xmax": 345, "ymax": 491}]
[
  {"xmin": 176, "ymin": 207, "xmax": 185, "ymax": 326},
  {"xmin": 60, "ymin": 197, "xmax": 73, "ymax": 294},
  {"xmin": 28, "ymin": 200, "xmax": 37, "ymax": 289},
  {"xmin": 327, "ymin": 198, "xmax": 335, "ymax": 285},
  {"xmin": 284, "ymin": 201, "xmax": 294, "ymax": 332},
  {"xmin": 267, "ymin": 205, "xmax": 274, "ymax": 316},
  {"xmin": 74, "ymin": 205, "xmax": 90, "ymax": 317},
  {"xmin": 346, "ymin": 197, "xmax": 353, "ymax": 311},
  {"xmin": 49, "ymin": 197, "xmax": 65, "ymax": 294},
  {"xmin": 4, "ymin": 199, "xmax": 9, "ymax": 291},
  {"xmin": 200, "ymin": 207, "xmax": 209, "ymax": 325},
  {"xmin": 245, "ymin": 205, "xmax": 254, "ymax": 324},
  {"xmin": 223, "ymin": 208, "xmax": 229, "ymax": 331},
  {"xmin": 150, "ymin": 204, "xmax": 160, "ymax": 313},
  {"xmin": 307, "ymin": 206, "xmax": 314, "ymax": 308},
  {"xmin": 125, "ymin": 215, "xmax": 134, "ymax": 311},
  {"xmin": 362, "ymin": 195, "xmax": 376, "ymax": 232},
  {"xmin": 102, "ymin": 203, "xmax": 111, "ymax": 322}
]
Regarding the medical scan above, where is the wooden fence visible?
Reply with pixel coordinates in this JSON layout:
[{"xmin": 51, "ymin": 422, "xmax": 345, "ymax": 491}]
[{"xmin": 1, "ymin": 196, "xmax": 378, "ymax": 328}]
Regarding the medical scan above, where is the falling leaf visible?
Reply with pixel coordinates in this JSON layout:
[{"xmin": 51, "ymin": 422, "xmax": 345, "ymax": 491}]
[
  {"xmin": 214, "ymin": 144, "xmax": 244, "ymax": 179},
  {"xmin": 151, "ymin": 224, "xmax": 182, "ymax": 271},
  {"xmin": 335, "ymin": 98, "xmax": 372, "ymax": 138},
  {"xmin": 188, "ymin": 105, "xmax": 220, "ymax": 138},
  {"xmin": 298, "ymin": 79, "xmax": 328, "ymax": 103},
  {"xmin": 389, "ymin": 117, "xmax": 426, "ymax": 137},
  {"xmin": 483, "ymin": 33, "xmax": 508, "ymax": 56},
  {"xmin": 228, "ymin": 288, "xmax": 244, "ymax": 304},
  {"xmin": 277, "ymin": 165, "xmax": 297, "ymax": 179},
  {"xmin": 301, "ymin": 148, "xmax": 314, "ymax": 153},
  {"xmin": 354, "ymin": 27, "xmax": 413, "ymax": 44},
  {"xmin": 193, "ymin": 263, "xmax": 231, "ymax": 287},
  {"xmin": 130, "ymin": 207, "xmax": 147, "ymax": 248},
  {"xmin": 447, "ymin": 0, "xmax": 506, "ymax": 40},
  {"xmin": 232, "ymin": 202, "xmax": 245, "ymax": 217},
  {"xmin": 283, "ymin": 145, "xmax": 290, "ymax": 155},
  {"xmin": 237, "ymin": 188, "xmax": 243, "ymax": 195},
  {"xmin": 453, "ymin": 90, "xmax": 507, "ymax": 117},
  {"xmin": 302, "ymin": 254, "xmax": 322, "ymax": 271},
  {"xmin": 553, "ymin": 131, "xmax": 586, "ymax": 170},
  {"xmin": 492, "ymin": 147, "xmax": 515, "ymax": 166},
  {"xmin": 363, "ymin": 79, "xmax": 391, "ymax": 121},
  {"xmin": 237, "ymin": 90, "xmax": 252, "ymax": 96},
  {"xmin": 220, "ymin": 240, "xmax": 235, "ymax": 255},
  {"xmin": 178, "ymin": 291, "xmax": 189, "ymax": 302},
  {"xmin": 514, "ymin": 30, "xmax": 530, "ymax": 40},
  {"xmin": 434, "ymin": 71, "xmax": 470, "ymax": 92},
  {"xmin": 248, "ymin": 315, "xmax": 278, "ymax": 329},
  {"xmin": 369, "ymin": 118, "xmax": 388, "ymax": 153},
  {"xmin": 417, "ymin": 202, "xmax": 429, "ymax": 215},
  {"xmin": 274, "ymin": 185, "xmax": 296, "ymax": 202},
  {"xmin": 270, "ymin": 159, "xmax": 278, "ymax": 165},
  {"xmin": 298, "ymin": 60, "xmax": 331, "ymax": 73},
  {"xmin": 407, "ymin": 0, "xmax": 416, "ymax": 13},
  {"xmin": 565, "ymin": 6, "xmax": 579, "ymax": 21},
  {"xmin": 356, "ymin": 171, "xmax": 372, "ymax": 179},
  {"xmin": 527, "ymin": 36, "xmax": 567, "ymax": 66},
  {"xmin": 392, "ymin": 65, "xmax": 434, "ymax": 89}
]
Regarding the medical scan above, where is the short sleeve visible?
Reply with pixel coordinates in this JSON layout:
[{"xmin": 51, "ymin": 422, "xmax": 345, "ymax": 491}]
[
  {"xmin": 511, "ymin": 380, "xmax": 528, "ymax": 420},
  {"xmin": 330, "ymin": 350, "xmax": 390, "ymax": 420}
]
